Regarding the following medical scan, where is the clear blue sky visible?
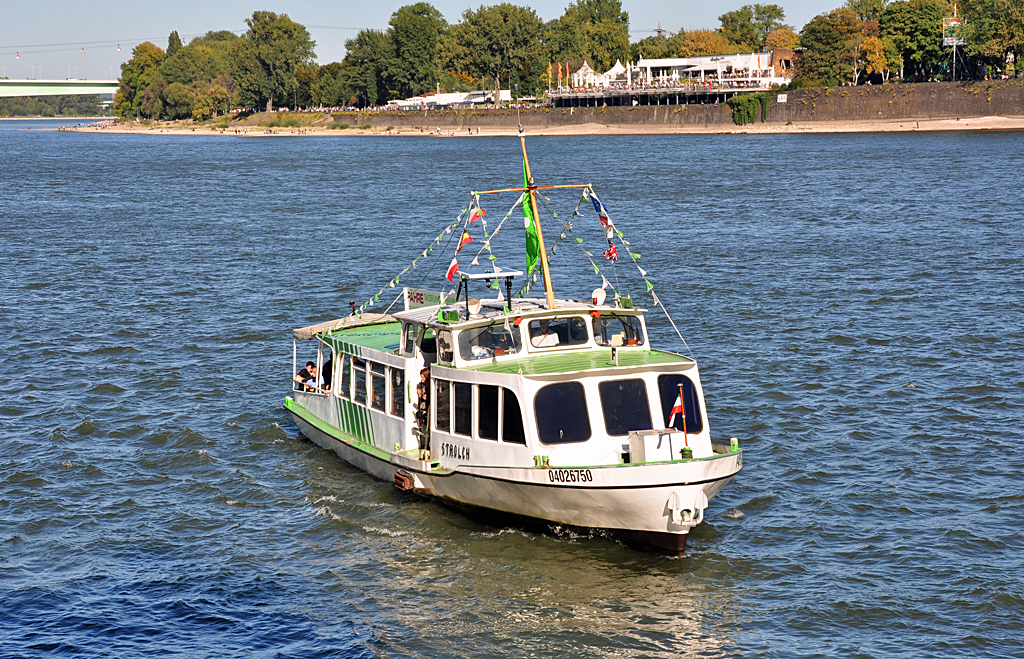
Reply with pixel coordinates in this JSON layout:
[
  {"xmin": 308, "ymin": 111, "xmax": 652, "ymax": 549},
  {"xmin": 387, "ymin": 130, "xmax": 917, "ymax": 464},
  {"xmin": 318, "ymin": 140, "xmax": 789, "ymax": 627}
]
[{"xmin": 0, "ymin": 0, "xmax": 842, "ymax": 80}]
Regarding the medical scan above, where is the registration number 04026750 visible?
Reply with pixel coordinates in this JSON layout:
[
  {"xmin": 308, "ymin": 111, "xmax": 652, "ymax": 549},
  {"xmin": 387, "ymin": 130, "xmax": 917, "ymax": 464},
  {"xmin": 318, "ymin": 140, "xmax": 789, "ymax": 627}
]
[{"xmin": 547, "ymin": 469, "xmax": 593, "ymax": 483}]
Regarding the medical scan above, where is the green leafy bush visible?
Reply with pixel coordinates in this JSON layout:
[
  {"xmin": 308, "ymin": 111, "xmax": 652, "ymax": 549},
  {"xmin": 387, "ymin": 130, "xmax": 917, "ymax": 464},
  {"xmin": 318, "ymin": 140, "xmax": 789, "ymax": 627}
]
[{"xmin": 727, "ymin": 93, "xmax": 772, "ymax": 125}]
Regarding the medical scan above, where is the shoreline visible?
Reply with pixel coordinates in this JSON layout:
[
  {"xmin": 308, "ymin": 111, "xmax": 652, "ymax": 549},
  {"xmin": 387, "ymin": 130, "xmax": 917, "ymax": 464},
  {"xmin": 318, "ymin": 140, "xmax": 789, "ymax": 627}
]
[{"xmin": 33, "ymin": 115, "xmax": 1024, "ymax": 136}]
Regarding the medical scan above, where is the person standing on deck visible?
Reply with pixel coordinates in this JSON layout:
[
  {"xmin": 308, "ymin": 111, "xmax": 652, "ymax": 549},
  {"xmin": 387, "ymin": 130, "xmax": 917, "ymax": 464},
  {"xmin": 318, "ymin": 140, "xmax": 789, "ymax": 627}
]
[{"xmin": 415, "ymin": 367, "xmax": 431, "ymax": 458}]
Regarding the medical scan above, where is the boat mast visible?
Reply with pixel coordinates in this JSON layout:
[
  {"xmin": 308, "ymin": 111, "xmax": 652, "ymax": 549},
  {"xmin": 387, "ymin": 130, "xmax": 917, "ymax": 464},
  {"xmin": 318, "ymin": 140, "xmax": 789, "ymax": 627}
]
[{"xmin": 520, "ymin": 135, "xmax": 556, "ymax": 309}]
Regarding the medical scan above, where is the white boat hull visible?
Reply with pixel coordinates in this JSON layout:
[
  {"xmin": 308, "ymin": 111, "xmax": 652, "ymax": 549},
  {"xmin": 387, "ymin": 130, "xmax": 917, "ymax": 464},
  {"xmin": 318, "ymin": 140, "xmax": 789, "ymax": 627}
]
[{"xmin": 289, "ymin": 402, "xmax": 741, "ymax": 554}]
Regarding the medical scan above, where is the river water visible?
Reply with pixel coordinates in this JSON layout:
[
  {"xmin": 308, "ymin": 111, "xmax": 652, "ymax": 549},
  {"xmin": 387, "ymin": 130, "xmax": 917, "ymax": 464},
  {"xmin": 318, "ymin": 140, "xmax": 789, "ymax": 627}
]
[{"xmin": 1, "ymin": 121, "xmax": 1022, "ymax": 658}]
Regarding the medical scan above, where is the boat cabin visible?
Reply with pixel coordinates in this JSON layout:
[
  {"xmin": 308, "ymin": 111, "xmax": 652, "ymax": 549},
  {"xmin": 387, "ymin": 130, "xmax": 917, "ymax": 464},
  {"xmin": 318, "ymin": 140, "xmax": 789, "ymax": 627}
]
[{"xmin": 291, "ymin": 275, "xmax": 712, "ymax": 473}]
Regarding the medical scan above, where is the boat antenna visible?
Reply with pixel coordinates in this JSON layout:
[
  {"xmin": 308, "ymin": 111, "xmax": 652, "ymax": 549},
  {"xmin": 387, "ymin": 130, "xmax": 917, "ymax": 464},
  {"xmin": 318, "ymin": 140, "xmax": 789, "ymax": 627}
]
[{"xmin": 519, "ymin": 133, "xmax": 556, "ymax": 309}]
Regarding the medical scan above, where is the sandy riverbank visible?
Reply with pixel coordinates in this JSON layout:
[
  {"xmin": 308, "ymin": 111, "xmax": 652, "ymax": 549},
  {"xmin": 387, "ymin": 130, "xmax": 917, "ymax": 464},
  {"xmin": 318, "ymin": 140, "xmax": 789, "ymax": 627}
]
[{"xmin": 40, "ymin": 114, "xmax": 1024, "ymax": 136}]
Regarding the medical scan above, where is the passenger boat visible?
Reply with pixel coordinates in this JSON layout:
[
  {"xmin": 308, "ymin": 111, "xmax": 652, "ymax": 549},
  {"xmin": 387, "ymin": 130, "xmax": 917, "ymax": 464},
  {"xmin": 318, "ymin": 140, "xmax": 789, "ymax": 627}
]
[{"xmin": 285, "ymin": 134, "xmax": 742, "ymax": 554}]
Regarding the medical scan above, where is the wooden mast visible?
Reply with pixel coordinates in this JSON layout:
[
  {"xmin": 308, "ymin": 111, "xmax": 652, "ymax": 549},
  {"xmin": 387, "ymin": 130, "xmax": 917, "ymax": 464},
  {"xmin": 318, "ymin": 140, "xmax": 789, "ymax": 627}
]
[{"xmin": 520, "ymin": 135, "xmax": 556, "ymax": 310}]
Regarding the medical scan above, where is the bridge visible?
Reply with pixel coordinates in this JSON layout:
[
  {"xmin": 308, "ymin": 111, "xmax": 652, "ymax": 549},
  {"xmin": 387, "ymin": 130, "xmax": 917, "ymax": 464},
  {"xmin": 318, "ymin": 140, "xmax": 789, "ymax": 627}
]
[{"xmin": 0, "ymin": 79, "xmax": 119, "ymax": 98}]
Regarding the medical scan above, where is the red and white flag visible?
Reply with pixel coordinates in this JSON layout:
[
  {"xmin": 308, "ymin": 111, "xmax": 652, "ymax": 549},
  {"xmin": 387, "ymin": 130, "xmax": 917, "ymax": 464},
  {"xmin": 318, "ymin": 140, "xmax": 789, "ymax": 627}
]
[
  {"xmin": 445, "ymin": 257, "xmax": 459, "ymax": 282},
  {"xmin": 668, "ymin": 393, "xmax": 684, "ymax": 427}
]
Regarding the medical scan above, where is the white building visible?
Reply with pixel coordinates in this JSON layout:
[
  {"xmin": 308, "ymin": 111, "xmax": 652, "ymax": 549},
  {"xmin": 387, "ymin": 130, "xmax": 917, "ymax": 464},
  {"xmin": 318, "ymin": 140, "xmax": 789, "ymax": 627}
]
[
  {"xmin": 387, "ymin": 90, "xmax": 513, "ymax": 109},
  {"xmin": 570, "ymin": 60, "xmax": 630, "ymax": 88},
  {"xmin": 635, "ymin": 52, "xmax": 792, "ymax": 87}
]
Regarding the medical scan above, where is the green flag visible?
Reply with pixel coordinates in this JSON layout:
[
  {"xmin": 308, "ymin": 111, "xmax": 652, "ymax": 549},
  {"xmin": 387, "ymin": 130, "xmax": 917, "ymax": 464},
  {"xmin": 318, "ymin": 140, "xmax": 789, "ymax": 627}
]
[{"xmin": 523, "ymin": 163, "xmax": 539, "ymax": 277}]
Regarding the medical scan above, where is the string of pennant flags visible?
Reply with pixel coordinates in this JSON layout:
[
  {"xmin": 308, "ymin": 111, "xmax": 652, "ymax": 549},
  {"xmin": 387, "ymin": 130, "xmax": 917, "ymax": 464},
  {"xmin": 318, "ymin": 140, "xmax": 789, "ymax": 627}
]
[{"xmin": 339, "ymin": 183, "xmax": 692, "ymax": 355}]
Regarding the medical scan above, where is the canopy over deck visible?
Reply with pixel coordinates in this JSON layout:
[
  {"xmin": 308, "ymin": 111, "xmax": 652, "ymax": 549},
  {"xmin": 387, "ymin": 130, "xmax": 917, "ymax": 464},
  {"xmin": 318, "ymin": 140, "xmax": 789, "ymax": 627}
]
[{"xmin": 293, "ymin": 313, "xmax": 395, "ymax": 340}]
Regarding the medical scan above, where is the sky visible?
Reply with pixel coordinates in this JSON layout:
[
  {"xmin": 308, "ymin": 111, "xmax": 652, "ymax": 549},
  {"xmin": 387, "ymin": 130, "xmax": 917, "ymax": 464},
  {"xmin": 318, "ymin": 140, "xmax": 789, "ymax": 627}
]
[{"xmin": 0, "ymin": 0, "xmax": 843, "ymax": 81}]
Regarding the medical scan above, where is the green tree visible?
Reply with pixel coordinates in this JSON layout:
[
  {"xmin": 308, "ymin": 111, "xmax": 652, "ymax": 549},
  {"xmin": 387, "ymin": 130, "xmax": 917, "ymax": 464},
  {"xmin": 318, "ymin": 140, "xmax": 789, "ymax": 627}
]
[
  {"xmin": 162, "ymin": 81, "xmax": 191, "ymax": 119},
  {"xmin": 230, "ymin": 11, "xmax": 316, "ymax": 112},
  {"xmin": 311, "ymin": 62, "xmax": 343, "ymax": 106},
  {"xmin": 161, "ymin": 43, "xmax": 229, "ymax": 87},
  {"xmin": 630, "ymin": 34, "xmax": 675, "ymax": 60},
  {"xmin": 961, "ymin": 0, "xmax": 1024, "ymax": 75},
  {"xmin": 796, "ymin": 7, "xmax": 863, "ymax": 85},
  {"xmin": 845, "ymin": 0, "xmax": 890, "ymax": 21},
  {"xmin": 114, "ymin": 42, "xmax": 165, "ymax": 118},
  {"xmin": 388, "ymin": 3, "xmax": 448, "ymax": 97},
  {"xmin": 450, "ymin": 4, "xmax": 545, "ymax": 103},
  {"xmin": 879, "ymin": 0, "xmax": 950, "ymax": 81},
  {"xmin": 547, "ymin": 0, "xmax": 631, "ymax": 73},
  {"xmin": 719, "ymin": 4, "xmax": 791, "ymax": 51},
  {"xmin": 338, "ymin": 29, "xmax": 393, "ymax": 107},
  {"xmin": 167, "ymin": 31, "xmax": 183, "ymax": 57}
]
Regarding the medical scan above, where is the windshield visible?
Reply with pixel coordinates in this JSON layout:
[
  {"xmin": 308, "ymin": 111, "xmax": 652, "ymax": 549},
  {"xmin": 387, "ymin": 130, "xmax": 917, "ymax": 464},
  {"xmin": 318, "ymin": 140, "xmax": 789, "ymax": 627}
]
[
  {"xmin": 528, "ymin": 317, "xmax": 588, "ymax": 349},
  {"xmin": 592, "ymin": 315, "xmax": 644, "ymax": 347},
  {"xmin": 458, "ymin": 323, "xmax": 523, "ymax": 361}
]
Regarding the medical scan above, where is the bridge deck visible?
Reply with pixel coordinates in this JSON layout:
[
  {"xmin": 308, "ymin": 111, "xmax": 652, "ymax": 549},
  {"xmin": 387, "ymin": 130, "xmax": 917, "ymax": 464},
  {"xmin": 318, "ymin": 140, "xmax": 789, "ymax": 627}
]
[{"xmin": 0, "ymin": 79, "xmax": 119, "ymax": 98}]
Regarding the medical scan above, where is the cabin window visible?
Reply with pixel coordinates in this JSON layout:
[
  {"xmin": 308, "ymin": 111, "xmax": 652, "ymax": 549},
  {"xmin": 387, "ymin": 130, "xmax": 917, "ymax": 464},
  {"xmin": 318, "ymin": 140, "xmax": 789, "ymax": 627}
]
[
  {"xmin": 404, "ymin": 323, "xmax": 417, "ymax": 356},
  {"xmin": 434, "ymin": 379, "xmax": 451, "ymax": 432},
  {"xmin": 437, "ymin": 330, "xmax": 454, "ymax": 363},
  {"xmin": 453, "ymin": 382, "xmax": 472, "ymax": 436},
  {"xmin": 389, "ymin": 367, "xmax": 404, "ymax": 416},
  {"xmin": 459, "ymin": 323, "xmax": 523, "ymax": 361},
  {"xmin": 657, "ymin": 375, "xmax": 703, "ymax": 434},
  {"xmin": 339, "ymin": 356, "xmax": 351, "ymax": 399},
  {"xmin": 353, "ymin": 357, "xmax": 367, "ymax": 405},
  {"xmin": 592, "ymin": 315, "xmax": 644, "ymax": 347},
  {"xmin": 535, "ymin": 382, "xmax": 591, "ymax": 444},
  {"xmin": 528, "ymin": 317, "xmax": 588, "ymax": 348},
  {"xmin": 599, "ymin": 379, "xmax": 653, "ymax": 436},
  {"xmin": 370, "ymin": 362, "xmax": 386, "ymax": 411},
  {"xmin": 502, "ymin": 388, "xmax": 526, "ymax": 444},
  {"xmin": 478, "ymin": 385, "xmax": 499, "ymax": 440}
]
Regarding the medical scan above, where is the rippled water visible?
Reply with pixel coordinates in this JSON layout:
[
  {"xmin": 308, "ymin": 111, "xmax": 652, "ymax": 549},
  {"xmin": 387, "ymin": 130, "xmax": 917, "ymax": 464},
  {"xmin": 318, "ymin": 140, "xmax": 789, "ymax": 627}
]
[{"xmin": 2, "ymin": 123, "xmax": 1022, "ymax": 658}]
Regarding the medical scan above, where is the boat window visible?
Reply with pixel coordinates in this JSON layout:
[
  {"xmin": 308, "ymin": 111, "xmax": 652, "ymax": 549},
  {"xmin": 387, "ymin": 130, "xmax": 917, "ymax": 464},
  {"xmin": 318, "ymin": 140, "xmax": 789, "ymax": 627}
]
[
  {"xmin": 353, "ymin": 357, "xmax": 367, "ymax": 405},
  {"xmin": 459, "ymin": 323, "xmax": 523, "ymax": 361},
  {"xmin": 434, "ymin": 379, "xmax": 450, "ymax": 432},
  {"xmin": 404, "ymin": 323, "xmax": 417, "ymax": 356},
  {"xmin": 599, "ymin": 379, "xmax": 653, "ymax": 436},
  {"xmin": 657, "ymin": 375, "xmax": 703, "ymax": 434},
  {"xmin": 535, "ymin": 382, "xmax": 591, "ymax": 444},
  {"xmin": 389, "ymin": 367, "xmax": 404, "ymax": 416},
  {"xmin": 437, "ymin": 330, "xmax": 454, "ymax": 363},
  {"xmin": 528, "ymin": 317, "xmax": 588, "ymax": 348},
  {"xmin": 370, "ymin": 362, "xmax": 386, "ymax": 411},
  {"xmin": 419, "ymin": 327, "xmax": 437, "ymax": 358},
  {"xmin": 339, "ymin": 355, "xmax": 351, "ymax": 399},
  {"xmin": 592, "ymin": 315, "xmax": 645, "ymax": 347},
  {"xmin": 453, "ymin": 382, "xmax": 472, "ymax": 436},
  {"xmin": 478, "ymin": 385, "xmax": 499, "ymax": 440},
  {"xmin": 502, "ymin": 388, "xmax": 526, "ymax": 445}
]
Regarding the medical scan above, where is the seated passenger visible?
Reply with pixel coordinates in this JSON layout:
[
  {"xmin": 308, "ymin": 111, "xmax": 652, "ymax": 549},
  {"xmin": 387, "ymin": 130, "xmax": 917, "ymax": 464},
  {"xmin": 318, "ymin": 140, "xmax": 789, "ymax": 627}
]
[
  {"xmin": 294, "ymin": 361, "xmax": 321, "ymax": 392},
  {"xmin": 531, "ymin": 319, "xmax": 560, "ymax": 348}
]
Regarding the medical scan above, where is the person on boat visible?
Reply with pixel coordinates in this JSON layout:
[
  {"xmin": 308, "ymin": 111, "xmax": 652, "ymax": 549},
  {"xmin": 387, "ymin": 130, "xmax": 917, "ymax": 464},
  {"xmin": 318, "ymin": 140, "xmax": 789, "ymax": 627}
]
[
  {"xmin": 415, "ymin": 367, "xmax": 430, "ymax": 455},
  {"xmin": 531, "ymin": 319, "xmax": 560, "ymax": 347},
  {"xmin": 294, "ymin": 362, "xmax": 320, "ymax": 392},
  {"xmin": 321, "ymin": 357, "xmax": 333, "ymax": 393}
]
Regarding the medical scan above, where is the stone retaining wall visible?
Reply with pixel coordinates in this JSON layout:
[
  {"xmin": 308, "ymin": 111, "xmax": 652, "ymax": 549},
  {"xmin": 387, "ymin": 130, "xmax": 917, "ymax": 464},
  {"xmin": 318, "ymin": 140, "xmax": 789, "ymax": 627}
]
[{"xmin": 330, "ymin": 81, "xmax": 1024, "ymax": 129}]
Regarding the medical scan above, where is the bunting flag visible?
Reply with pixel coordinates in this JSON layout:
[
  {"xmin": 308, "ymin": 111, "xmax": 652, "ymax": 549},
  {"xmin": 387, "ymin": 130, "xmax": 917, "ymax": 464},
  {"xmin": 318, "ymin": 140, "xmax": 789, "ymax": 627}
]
[
  {"xmin": 446, "ymin": 257, "xmax": 459, "ymax": 282},
  {"xmin": 668, "ymin": 392, "xmax": 685, "ymax": 427},
  {"xmin": 523, "ymin": 161, "xmax": 540, "ymax": 277},
  {"xmin": 457, "ymin": 230, "xmax": 473, "ymax": 252},
  {"xmin": 469, "ymin": 206, "xmax": 487, "ymax": 223},
  {"xmin": 604, "ymin": 243, "xmax": 618, "ymax": 261}
]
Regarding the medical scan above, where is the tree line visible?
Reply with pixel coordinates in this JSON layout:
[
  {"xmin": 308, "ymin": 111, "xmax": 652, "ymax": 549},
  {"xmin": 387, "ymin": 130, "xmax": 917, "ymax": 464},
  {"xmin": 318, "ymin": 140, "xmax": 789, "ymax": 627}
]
[
  {"xmin": 0, "ymin": 95, "xmax": 105, "ymax": 118},
  {"xmin": 114, "ymin": 0, "xmax": 1023, "ymax": 120}
]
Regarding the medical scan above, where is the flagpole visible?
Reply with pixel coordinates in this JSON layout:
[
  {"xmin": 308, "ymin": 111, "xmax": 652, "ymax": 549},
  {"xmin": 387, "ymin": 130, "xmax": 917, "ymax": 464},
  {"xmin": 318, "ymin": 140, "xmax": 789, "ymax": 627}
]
[
  {"xmin": 678, "ymin": 383, "xmax": 689, "ymax": 448},
  {"xmin": 520, "ymin": 134, "xmax": 556, "ymax": 310}
]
